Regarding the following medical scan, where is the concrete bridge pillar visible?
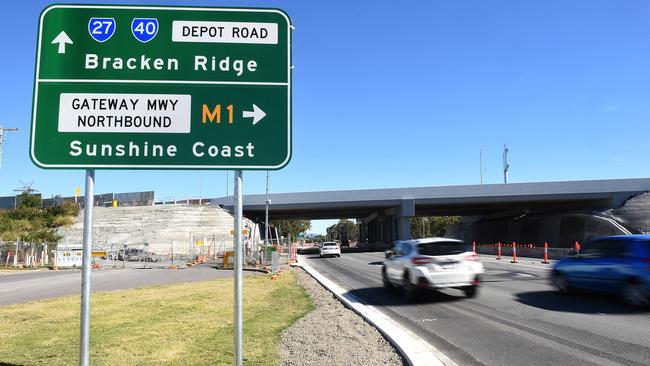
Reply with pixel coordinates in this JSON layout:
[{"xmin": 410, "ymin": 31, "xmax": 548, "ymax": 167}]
[
  {"xmin": 397, "ymin": 216, "xmax": 411, "ymax": 241},
  {"xmin": 396, "ymin": 199, "xmax": 415, "ymax": 241}
]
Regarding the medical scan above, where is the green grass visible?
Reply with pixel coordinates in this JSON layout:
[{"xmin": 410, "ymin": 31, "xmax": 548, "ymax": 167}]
[{"xmin": 0, "ymin": 271, "xmax": 313, "ymax": 366}]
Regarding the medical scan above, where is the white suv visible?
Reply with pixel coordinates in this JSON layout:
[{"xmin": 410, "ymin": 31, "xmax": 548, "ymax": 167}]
[
  {"xmin": 382, "ymin": 238, "xmax": 483, "ymax": 300},
  {"xmin": 319, "ymin": 241, "xmax": 341, "ymax": 258}
]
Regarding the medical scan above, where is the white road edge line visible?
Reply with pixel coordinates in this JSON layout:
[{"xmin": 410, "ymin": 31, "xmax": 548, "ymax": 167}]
[{"xmin": 295, "ymin": 256, "xmax": 456, "ymax": 366}]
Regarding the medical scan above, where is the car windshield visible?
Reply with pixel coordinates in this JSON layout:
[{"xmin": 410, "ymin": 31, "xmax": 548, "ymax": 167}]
[{"xmin": 417, "ymin": 241, "xmax": 469, "ymax": 256}]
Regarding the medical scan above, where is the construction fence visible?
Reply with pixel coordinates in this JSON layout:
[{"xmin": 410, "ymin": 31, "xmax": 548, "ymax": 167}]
[
  {"xmin": 0, "ymin": 191, "xmax": 155, "ymax": 209},
  {"xmin": 0, "ymin": 241, "xmax": 52, "ymax": 268},
  {"xmin": 1, "ymin": 237, "xmax": 297, "ymax": 271}
]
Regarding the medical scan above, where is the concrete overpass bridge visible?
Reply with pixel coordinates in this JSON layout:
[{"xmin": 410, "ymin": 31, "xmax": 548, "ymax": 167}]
[{"xmin": 212, "ymin": 178, "xmax": 650, "ymax": 246}]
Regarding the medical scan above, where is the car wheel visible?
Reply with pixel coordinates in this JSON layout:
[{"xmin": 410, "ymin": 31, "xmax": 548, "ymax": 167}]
[
  {"xmin": 463, "ymin": 285, "xmax": 478, "ymax": 298},
  {"xmin": 622, "ymin": 282, "xmax": 649, "ymax": 307},
  {"xmin": 551, "ymin": 272, "xmax": 571, "ymax": 295},
  {"xmin": 319, "ymin": 254, "xmax": 323, "ymax": 258},
  {"xmin": 337, "ymin": 254, "xmax": 341, "ymax": 257},
  {"xmin": 382, "ymin": 268, "xmax": 393, "ymax": 290},
  {"xmin": 402, "ymin": 273, "xmax": 418, "ymax": 301}
]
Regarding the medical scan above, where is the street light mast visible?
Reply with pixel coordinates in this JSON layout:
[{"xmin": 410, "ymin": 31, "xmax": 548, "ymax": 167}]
[{"xmin": 0, "ymin": 126, "xmax": 19, "ymax": 170}]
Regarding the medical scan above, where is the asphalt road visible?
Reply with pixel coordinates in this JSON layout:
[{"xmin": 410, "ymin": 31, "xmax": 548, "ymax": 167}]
[
  {"xmin": 0, "ymin": 264, "xmax": 257, "ymax": 305},
  {"xmin": 304, "ymin": 252, "xmax": 650, "ymax": 366}
]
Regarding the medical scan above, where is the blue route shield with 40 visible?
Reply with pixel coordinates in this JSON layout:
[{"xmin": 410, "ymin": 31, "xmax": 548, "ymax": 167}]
[{"xmin": 131, "ymin": 18, "xmax": 159, "ymax": 43}]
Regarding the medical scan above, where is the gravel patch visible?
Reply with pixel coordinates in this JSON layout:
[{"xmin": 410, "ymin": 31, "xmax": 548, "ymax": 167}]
[{"xmin": 281, "ymin": 268, "xmax": 405, "ymax": 366}]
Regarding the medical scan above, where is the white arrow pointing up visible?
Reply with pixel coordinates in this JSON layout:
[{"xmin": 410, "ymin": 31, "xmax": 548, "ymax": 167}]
[
  {"xmin": 242, "ymin": 104, "xmax": 267, "ymax": 125},
  {"xmin": 52, "ymin": 31, "xmax": 73, "ymax": 54}
]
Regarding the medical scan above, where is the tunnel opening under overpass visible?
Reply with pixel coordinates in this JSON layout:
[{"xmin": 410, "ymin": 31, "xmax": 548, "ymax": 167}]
[{"xmin": 212, "ymin": 178, "xmax": 650, "ymax": 248}]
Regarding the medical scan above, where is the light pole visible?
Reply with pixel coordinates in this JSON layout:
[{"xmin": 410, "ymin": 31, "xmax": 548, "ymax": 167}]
[
  {"xmin": 198, "ymin": 171, "xmax": 202, "ymax": 205},
  {"xmin": 0, "ymin": 126, "xmax": 19, "ymax": 171},
  {"xmin": 478, "ymin": 148, "xmax": 483, "ymax": 184},
  {"xmin": 503, "ymin": 144, "xmax": 509, "ymax": 184}
]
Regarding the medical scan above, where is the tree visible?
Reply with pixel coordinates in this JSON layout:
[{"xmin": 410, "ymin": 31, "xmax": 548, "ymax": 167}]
[
  {"xmin": 410, "ymin": 216, "xmax": 461, "ymax": 239},
  {"xmin": 310, "ymin": 234, "xmax": 327, "ymax": 243},
  {"xmin": 270, "ymin": 219, "xmax": 311, "ymax": 243},
  {"xmin": 0, "ymin": 189, "xmax": 79, "ymax": 244},
  {"xmin": 326, "ymin": 219, "xmax": 359, "ymax": 242}
]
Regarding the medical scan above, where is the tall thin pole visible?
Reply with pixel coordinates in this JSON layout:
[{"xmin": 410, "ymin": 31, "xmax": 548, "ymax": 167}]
[
  {"xmin": 265, "ymin": 171, "xmax": 269, "ymax": 247},
  {"xmin": 233, "ymin": 170, "xmax": 243, "ymax": 366},
  {"xmin": 0, "ymin": 126, "xmax": 19, "ymax": 171},
  {"xmin": 198, "ymin": 171, "xmax": 202, "ymax": 205},
  {"xmin": 79, "ymin": 169, "xmax": 95, "ymax": 366},
  {"xmin": 503, "ymin": 144, "xmax": 509, "ymax": 184},
  {"xmin": 479, "ymin": 148, "xmax": 483, "ymax": 184}
]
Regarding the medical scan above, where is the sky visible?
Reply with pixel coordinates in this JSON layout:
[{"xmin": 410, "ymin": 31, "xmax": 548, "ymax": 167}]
[{"xmin": 1, "ymin": 0, "xmax": 650, "ymax": 234}]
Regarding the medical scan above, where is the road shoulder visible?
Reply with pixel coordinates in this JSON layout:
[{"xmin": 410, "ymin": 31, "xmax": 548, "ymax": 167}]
[{"xmin": 295, "ymin": 257, "xmax": 453, "ymax": 366}]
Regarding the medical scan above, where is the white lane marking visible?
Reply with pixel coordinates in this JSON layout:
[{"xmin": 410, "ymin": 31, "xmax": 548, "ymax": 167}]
[{"xmin": 482, "ymin": 260, "xmax": 553, "ymax": 271}]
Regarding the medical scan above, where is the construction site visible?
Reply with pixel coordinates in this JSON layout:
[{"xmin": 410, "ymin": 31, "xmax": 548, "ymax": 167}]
[{"xmin": 0, "ymin": 191, "xmax": 294, "ymax": 271}]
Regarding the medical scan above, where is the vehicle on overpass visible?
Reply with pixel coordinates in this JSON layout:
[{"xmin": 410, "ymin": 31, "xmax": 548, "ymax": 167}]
[
  {"xmin": 551, "ymin": 235, "xmax": 650, "ymax": 307},
  {"xmin": 319, "ymin": 241, "xmax": 341, "ymax": 258},
  {"xmin": 383, "ymin": 238, "xmax": 483, "ymax": 300}
]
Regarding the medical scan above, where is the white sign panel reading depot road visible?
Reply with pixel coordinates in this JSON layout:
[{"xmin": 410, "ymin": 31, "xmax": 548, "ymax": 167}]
[{"xmin": 171, "ymin": 21, "xmax": 279, "ymax": 44}]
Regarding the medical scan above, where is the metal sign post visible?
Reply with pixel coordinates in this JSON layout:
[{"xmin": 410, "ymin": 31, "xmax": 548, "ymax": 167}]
[
  {"xmin": 233, "ymin": 170, "xmax": 243, "ymax": 366},
  {"xmin": 80, "ymin": 169, "xmax": 95, "ymax": 366}
]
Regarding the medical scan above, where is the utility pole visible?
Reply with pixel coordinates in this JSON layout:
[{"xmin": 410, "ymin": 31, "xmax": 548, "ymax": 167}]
[
  {"xmin": 503, "ymin": 144, "xmax": 509, "ymax": 184},
  {"xmin": 0, "ymin": 126, "xmax": 19, "ymax": 170}
]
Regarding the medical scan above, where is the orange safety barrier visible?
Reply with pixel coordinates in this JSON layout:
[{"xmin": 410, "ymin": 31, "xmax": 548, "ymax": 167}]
[
  {"xmin": 496, "ymin": 242, "xmax": 502, "ymax": 260},
  {"xmin": 290, "ymin": 246, "xmax": 298, "ymax": 262},
  {"xmin": 511, "ymin": 241, "xmax": 517, "ymax": 263},
  {"xmin": 542, "ymin": 242, "xmax": 550, "ymax": 264}
]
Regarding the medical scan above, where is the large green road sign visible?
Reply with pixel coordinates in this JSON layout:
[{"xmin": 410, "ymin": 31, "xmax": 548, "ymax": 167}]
[{"xmin": 30, "ymin": 5, "xmax": 291, "ymax": 169}]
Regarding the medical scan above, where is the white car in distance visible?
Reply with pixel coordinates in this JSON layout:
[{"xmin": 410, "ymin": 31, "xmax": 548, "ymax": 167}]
[
  {"xmin": 319, "ymin": 241, "xmax": 341, "ymax": 258},
  {"xmin": 383, "ymin": 238, "xmax": 483, "ymax": 300}
]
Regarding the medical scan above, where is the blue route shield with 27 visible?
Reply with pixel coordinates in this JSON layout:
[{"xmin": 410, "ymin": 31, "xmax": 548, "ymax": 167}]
[
  {"xmin": 88, "ymin": 18, "xmax": 116, "ymax": 42},
  {"xmin": 131, "ymin": 18, "xmax": 159, "ymax": 43}
]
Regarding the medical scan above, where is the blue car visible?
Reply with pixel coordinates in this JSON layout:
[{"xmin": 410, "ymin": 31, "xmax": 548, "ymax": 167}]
[{"xmin": 551, "ymin": 235, "xmax": 650, "ymax": 307}]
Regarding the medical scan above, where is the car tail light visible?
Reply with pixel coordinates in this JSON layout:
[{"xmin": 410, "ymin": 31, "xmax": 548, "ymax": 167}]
[
  {"xmin": 411, "ymin": 257, "xmax": 433, "ymax": 266},
  {"xmin": 464, "ymin": 253, "xmax": 478, "ymax": 261}
]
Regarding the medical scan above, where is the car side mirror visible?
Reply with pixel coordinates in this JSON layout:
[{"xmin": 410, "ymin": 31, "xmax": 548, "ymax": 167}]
[{"xmin": 385, "ymin": 250, "xmax": 392, "ymax": 259}]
